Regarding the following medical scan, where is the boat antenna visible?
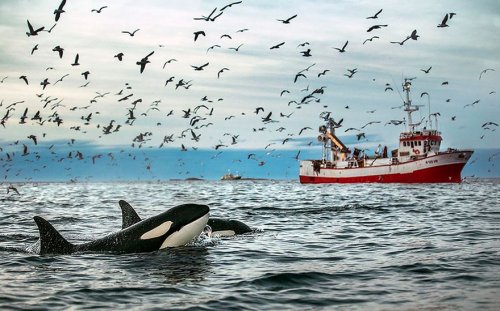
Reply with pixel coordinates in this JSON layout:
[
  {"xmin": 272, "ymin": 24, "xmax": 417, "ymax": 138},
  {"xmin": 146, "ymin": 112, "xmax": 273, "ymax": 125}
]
[{"xmin": 391, "ymin": 76, "xmax": 405, "ymax": 104}]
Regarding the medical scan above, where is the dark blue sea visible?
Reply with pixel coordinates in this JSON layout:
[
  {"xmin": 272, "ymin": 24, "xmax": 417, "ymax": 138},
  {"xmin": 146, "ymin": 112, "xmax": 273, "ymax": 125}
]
[{"xmin": 1, "ymin": 180, "xmax": 499, "ymax": 310}]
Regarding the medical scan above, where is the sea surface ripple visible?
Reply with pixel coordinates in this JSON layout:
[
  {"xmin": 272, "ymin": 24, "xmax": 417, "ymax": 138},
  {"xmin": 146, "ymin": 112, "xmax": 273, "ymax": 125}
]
[{"xmin": 0, "ymin": 180, "xmax": 499, "ymax": 310}]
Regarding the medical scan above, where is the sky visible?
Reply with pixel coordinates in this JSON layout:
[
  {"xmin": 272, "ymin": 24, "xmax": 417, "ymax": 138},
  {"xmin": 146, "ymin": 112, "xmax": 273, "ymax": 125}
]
[{"xmin": 0, "ymin": 0, "xmax": 499, "ymax": 181}]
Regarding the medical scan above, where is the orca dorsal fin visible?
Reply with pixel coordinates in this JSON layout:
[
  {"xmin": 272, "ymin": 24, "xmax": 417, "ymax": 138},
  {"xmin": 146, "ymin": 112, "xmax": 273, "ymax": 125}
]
[
  {"xmin": 119, "ymin": 200, "xmax": 142, "ymax": 229},
  {"xmin": 33, "ymin": 216, "xmax": 74, "ymax": 255}
]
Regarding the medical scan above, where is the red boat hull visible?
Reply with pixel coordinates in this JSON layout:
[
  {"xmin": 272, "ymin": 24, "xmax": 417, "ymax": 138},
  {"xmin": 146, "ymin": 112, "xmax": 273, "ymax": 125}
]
[
  {"xmin": 300, "ymin": 162, "xmax": 466, "ymax": 183},
  {"xmin": 299, "ymin": 151, "xmax": 473, "ymax": 184}
]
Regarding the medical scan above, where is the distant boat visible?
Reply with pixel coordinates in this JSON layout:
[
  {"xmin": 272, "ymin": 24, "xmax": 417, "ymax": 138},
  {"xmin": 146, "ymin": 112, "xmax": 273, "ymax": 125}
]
[
  {"xmin": 299, "ymin": 79, "xmax": 473, "ymax": 183},
  {"xmin": 221, "ymin": 171, "xmax": 242, "ymax": 180}
]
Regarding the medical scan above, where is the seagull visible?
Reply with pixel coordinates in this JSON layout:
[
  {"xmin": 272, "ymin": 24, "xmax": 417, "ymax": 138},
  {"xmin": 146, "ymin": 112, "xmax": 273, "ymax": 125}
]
[
  {"xmin": 482, "ymin": 122, "xmax": 498, "ymax": 127},
  {"xmin": 122, "ymin": 28, "xmax": 140, "ymax": 36},
  {"xmin": 363, "ymin": 36, "xmax": 379, "ymax": 44},
  {"xmin": 361, "ymin": 121, "xmax": 381, "ymax": 129},
  {"xmin": 277, "ymin": 14, "xmax": 297, "ymax": 24},
  {"xmin": 333, "ymin": 41, "xmax": 348, "ymax": 53},
  {"xmin": 437, "ymin": 14, "xmax": 450, "ymax": 28},
  {"xmin": 390, "ymin": 37, "xmax": 410, "ymax": 45},
  {"xmin": 270, "ymin": 42, "xmax": 285, "ymax": 49},
  {"xmin": 19, "ymin": 75, "xmax": 28, "ymax": 85},
  {"xmin": 26, "ymin": 20, "xmax": 44, "ymax": 37},
  {"xmin": 356, "ymin": 132, "xmax": 366, "ymax": 141},
  {"xmin": 91, "ymin": 6, "xmax": 108, "ymax": 13},
  {"xmin": 71, "ymin": 53, "xmax": 80, "ymax": 66},
  {"xmin": 479, "ymin": 68, "xmax": 495, "ymax": 80},
  {"xmin": 136, "ymin": 51, "xmax": 154, "ymax": 73},
  {"xmin": 52, "ymin": 46, "xmax": 64, "ymax": 58},
  {"xmin": 7, "ymin": 185, "xmax": 20, "ymax": 195},
  {"xmin": 300, "ymin": 49, "xmax": 312, "ymax": 57},
  {"xmin": 193, "ymin": 30, "xmax": 205, "ymax": 41},
  {"xmin": 464, "ymin": 100, "xmax": 480, "ymax": 108},
  {"xmin": 54, "ymin": 0, "xmax": 66, "ymax": 22},
  {"xmin": 409, "ymin": 29, "xmax": 419, "ymax": 40},
  {"xmin": 318, "ymin": 69, "xmax": 330, "ymax": 77},
  {"xmin": 228, "ymin": 44, "xmax": 243, "ymax": 52},
  {"xmin": 31, "ymin": 44, "xmax": 38, "ymax": 55},
  {"xmin": 217, "ymin": 68, "xmax": 229, "ymax": 78},
  {"xmin": 40, "ymin": 78, "xmax": 50, "ymax": 90},
  {"xmin": 299, "ymin": 127, "xmax": 312, "ymax": 135},
  {"xmin": 367, "ymin": 24, "xmax": 387, "ymax": 32},
  {"xmin": 421, "ymin": 66, "xmax": 432, "ymax": 74},
  {"xmin": 366, "ymin": 9, "xmax": 383, "ymax": 19},
  {"xmin": 81, "ymin": 71, "xmax": 90, "ymax": 80},
  {"xmin": 191, "ymin": 62, "xmax": 209, "ymax": 71},
  {"xmin": 220, "ymin": 1, "xmax": 242, "ymax": 11},
  {"xmin": 114, "ymin": 52, "xmax": 124, "ymax": 61},
  {"xmin": 207, "ymin": 44, "xmax": 221, "ymax": 53}
]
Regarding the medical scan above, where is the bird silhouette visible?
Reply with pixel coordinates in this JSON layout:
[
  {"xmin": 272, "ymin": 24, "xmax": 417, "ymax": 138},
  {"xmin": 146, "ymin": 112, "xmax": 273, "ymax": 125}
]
[
  {"xmin": 363, "ymin": 36, "xmax": 379, "ymax": 44},
  {"xmin": 54, "ymin": 0, "xmax": 66, "ymax": 22},
  {"xmin": 437, "ymin": 14, "xmax": 449, "ymax": 27},
  {"xmin": 114, "ymin": 52, "xmax": 124, "ymax": 61},
  {"xmin": 122, "ymin": 28, "xmax": 140, "ymax": 36},
  {"xmin": 277, "ymin": 14, "xmax": 297, "ymax": 24},
  {"xmin": 71, "ymin": 53, "xmax": 80, "ymax": 66},
  {"xmin": 91, "ymin": 6, "xmax": 108, "ymax": 13},
  {"xmin": 193, "ymin": 30, "xmax": 206, "ymax": 41},
  {"xmin": 270, "ymin": 42, "xmax": 285, "ymax": 49},
  {"xmin": 367, "ymin": 25, "xmax": 387, "ymax": 32},
  {"xmin": 333, "ymin": 41, "xmax": 348, "ymax": 52},
  {"xmin": 26, "ymin": 20, "xmax": 44, "ymax": 37},
  {"xmin": 366, "ymin": 9, "xmax": 383, "ymax": 19},
  {"xmin": 191, "ymin": 62, "xmax": 209, "ymax": 71},
  {"xmin": 421, "ymin": 66, "xmax": 432, "ymax": 74},
  {"xmin": 136, "ymin": 51, "xmax": 154, "ymax": 73}
]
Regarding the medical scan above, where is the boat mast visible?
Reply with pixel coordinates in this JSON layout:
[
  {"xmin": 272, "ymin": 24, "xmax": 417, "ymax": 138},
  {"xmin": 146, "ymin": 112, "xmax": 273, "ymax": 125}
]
[{"xmin": 403, "ymin": 79, "xmax": 418, "ymax": 133}]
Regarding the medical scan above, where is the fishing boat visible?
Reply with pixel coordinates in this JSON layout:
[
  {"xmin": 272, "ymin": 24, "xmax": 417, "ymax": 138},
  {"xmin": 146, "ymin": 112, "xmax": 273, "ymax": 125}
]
[
  {"xmin": 221, "ymin": 171, "xmax": 242, "ymax": 180},
  {"xmin": 299, "ymin": 79, "xmax": 474, "ymax": 183}
]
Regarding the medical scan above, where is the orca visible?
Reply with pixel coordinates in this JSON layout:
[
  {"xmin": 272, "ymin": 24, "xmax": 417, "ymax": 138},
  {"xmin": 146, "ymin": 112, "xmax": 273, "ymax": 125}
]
[
  {"xmin": 34, "ymin": 202, "xmax": 209, "ymax": 255},
  {"xmin": 119, "ymin": 200, "xmax": 252, "ymax": 237},
  {"xmin": 206, "ymin": 218, "xmax": 252, "ymax": 237}
]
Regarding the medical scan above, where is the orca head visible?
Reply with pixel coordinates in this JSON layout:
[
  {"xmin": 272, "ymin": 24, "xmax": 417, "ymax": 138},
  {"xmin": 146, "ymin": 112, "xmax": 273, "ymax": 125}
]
[{"xmin": 138, "ymin": 203, "xmax": 209, "ymax": 250}]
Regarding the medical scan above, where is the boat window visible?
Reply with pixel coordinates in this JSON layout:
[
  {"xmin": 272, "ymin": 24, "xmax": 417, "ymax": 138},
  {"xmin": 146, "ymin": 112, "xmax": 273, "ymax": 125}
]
[{"xmin": 411, "ymin": 142, "xmax": 414, "ymax": 148}]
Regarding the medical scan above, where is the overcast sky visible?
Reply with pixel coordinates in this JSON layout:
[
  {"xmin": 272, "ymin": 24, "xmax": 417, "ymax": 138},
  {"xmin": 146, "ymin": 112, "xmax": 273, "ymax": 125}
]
[{"xmin": 0, "ymin": 0, "xmax": 499, "ymax": 180}]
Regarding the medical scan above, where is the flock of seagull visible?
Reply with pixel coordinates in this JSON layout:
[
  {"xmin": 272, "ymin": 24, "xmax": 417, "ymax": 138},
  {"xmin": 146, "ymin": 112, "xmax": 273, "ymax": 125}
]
[{"xmin": 0, "ymin": 1, "xmax": 498, "ymax": 184}]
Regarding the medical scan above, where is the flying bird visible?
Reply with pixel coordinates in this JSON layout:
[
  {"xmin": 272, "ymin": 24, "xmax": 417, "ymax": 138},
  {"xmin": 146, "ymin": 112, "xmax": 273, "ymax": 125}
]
[
  {"xmin": 71, "ymin": 53, "xmax": 80, "ymax": 66},
  {"xmin": 19, "ymin": 75, "xmax": 28, "ymax": 85},
  {"xmin": 270, "ymin": 42, "xmax": 285, "ymax": 49},
  {"xmin": 366, "ymin": 9, "xmax": 383, "ymax": 19},
  {"xmin": 191, "ymin": 62, "xmax": 209, "ymax": 71},
  {"xmin": 54, "ymin": 0, "xmax": 66, "ymax": 22},
  {"xmin": 31, "ymin": 44, "xmax": 38, "ymax": 55},
  {"xmin": 333, "ymin": 41, "xmax": 348, "ymax": 53},
  {"xmin": 367, "ymin": 24, "xmax": 387, "ymax": 32},
  {"xmin": 277, "ymin": 14, "xmax": 297, "ymax": 24},
  {"xmin": 122, "ymin": 28, "xmax": 140, "ymax": 36},
  {"xmin": 193, "ymin": 30, "xmax": 206, "ymax": 41},
  {"xmin": 421, "ymin": 66, "xmax": 432, "ymax": 74},
  {"xmin": 437, "ymin": 14, "xmax": 450, "ymax": 28},
  {"xmin": 114, "ymin": 52, "xmax": 124, "ymax": 61},
  {"xmin": 136, "ymin": 51, "xmax": 154, "ymax": 73},
  {"xmin": 26, "ymin": 20, "xmax": 44, "ymax": 37},
  {"xmin": 91, "ymin": 6, "xmax": 108, "ymax": 13},
  {"xmin": 363, "ymin": 36, "xmax": 379, "ymax": 44},
  {"xmin": 217, "ymin": 68, "xmax": 229, "ymax": 78},
  {"xmin": 479, "ymin": 68, "xmax": 494, "ymax": 80},
  {"xmin": 220, "ymin": 1, "xmax": 242, "ymax": 11},
  {"xmin": 52, "ymin": 46, "xmax": 64, "ymax": 58}
]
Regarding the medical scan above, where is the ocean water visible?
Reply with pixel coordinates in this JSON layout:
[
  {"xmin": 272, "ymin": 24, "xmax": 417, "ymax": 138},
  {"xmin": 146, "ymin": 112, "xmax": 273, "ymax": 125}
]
[{"xmin": 0, "ymin": 180, "xmax": 499, "ymax": 310}]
